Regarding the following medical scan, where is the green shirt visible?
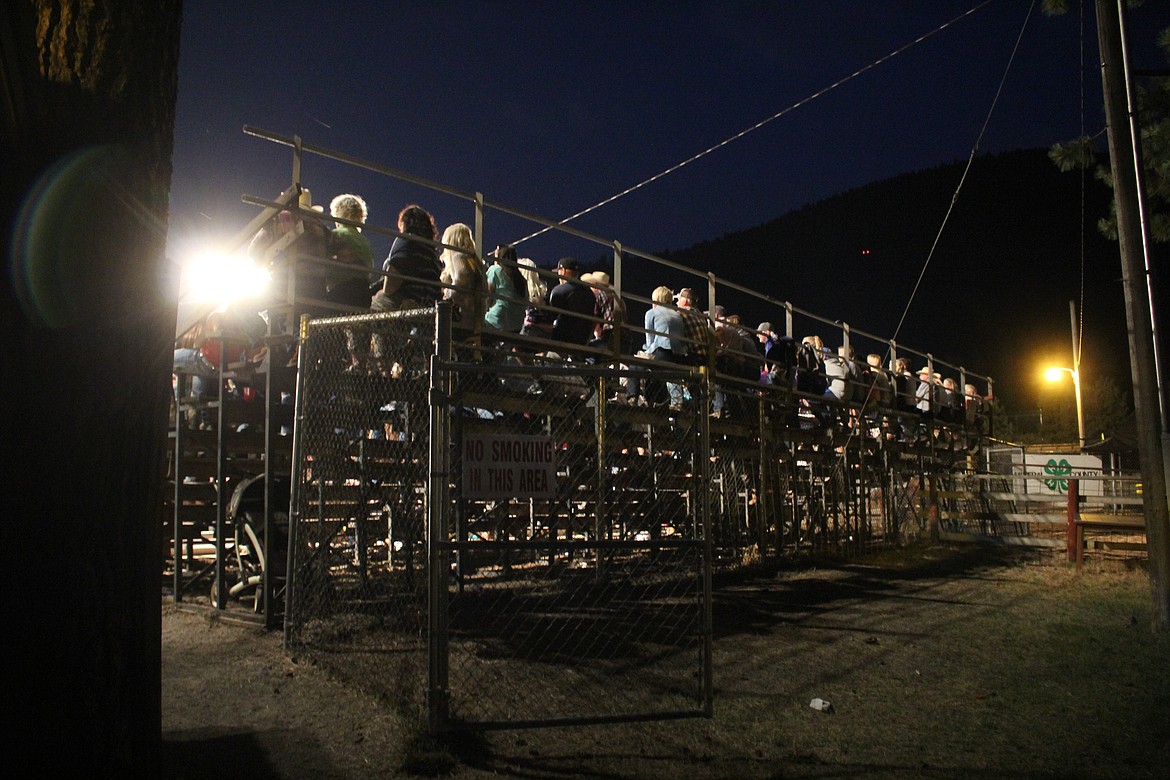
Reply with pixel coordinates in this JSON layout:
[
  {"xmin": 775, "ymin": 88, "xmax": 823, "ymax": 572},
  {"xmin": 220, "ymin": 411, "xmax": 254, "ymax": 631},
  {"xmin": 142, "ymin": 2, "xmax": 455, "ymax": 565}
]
[{"xmin": 328, "ymin": 226, "xmax": 374, "ymax": 289}]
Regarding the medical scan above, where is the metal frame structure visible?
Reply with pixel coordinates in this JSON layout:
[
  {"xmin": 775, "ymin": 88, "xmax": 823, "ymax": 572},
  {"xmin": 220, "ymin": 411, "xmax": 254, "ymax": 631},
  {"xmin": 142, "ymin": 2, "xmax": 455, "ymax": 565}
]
[{"xmin": 165, "ymin": 127, "xmax": 1018, "ymax": 730}]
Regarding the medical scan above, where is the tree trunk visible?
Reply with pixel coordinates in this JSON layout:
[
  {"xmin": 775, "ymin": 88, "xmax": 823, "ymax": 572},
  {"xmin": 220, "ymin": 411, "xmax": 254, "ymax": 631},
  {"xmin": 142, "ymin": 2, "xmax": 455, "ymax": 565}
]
[
  {"xmin": 1095, "ymin": 0, "xmax": 1170, "ymax": 630},
  {"xmin": 1, "ymin": 0, "xmax": 182, "ymax": 772}
]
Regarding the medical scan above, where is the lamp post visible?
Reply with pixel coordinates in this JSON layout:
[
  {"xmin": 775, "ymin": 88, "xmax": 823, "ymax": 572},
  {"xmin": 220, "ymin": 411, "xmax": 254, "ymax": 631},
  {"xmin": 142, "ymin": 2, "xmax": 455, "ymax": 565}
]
[
  {"xmin": 1045, "ymin": 300, "xmax": 1086, "ymax": 451},
  {"xmin": 1045, "ymin": 366, "xmax": 1085, "ymax": 450}
]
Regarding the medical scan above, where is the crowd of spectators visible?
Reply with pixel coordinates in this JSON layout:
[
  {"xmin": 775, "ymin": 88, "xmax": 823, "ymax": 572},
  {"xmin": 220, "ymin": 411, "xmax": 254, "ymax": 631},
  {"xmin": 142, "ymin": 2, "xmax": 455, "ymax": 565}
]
[{"xmin": 179, "ymin": 195, "xmax": 991, "ymax": 444}]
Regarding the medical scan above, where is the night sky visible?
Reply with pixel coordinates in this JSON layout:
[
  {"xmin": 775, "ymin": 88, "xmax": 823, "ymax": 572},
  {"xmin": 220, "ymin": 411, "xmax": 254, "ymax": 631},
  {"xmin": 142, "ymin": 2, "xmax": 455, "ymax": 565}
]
[{"xmin": 167, "ymin": 0, "xmax": 1167, "ymax": 392}]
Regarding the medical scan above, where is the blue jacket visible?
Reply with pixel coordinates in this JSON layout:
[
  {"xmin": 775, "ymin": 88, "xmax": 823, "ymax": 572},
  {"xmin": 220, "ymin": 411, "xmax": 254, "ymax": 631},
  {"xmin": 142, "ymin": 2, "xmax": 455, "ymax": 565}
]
[{"xmin": 643, "ymin": 306, "xmax": 687, "ymax": 356}]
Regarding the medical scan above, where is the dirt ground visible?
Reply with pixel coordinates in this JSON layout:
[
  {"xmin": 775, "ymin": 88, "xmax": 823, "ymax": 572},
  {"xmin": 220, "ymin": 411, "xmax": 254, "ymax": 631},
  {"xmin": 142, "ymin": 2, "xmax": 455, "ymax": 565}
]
[{"xmin": 162, "ymin": 544, "xmax": 1170, "ymax": 779}]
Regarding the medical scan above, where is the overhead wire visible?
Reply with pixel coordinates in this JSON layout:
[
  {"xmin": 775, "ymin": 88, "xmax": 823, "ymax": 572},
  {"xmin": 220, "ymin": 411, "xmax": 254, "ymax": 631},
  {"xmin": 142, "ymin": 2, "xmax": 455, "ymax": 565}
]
[
  {"xmin": 886, "ymin": 0, "xmax": 1037, "ymax": 349},
  {"xmin": 505, "ymin": 1, "xmax": 1034, "ymax": 481},
  {"xmin": 511, "ymin": 0, "xmax": 996, "ymax": 247},
  {"xmin": 829, "ymin": 0, "xmax": 1037, "ymax": 472}
]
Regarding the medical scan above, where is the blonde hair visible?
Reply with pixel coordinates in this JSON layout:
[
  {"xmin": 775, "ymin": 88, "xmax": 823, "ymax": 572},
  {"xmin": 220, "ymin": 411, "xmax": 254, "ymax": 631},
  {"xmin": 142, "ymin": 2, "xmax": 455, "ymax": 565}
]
[
  {"xmin": 440, "ymin": 223, "xmax": 475, "ymax": 256},
  {"xmin": 652, "ymin": 286, "xmax": 673, "ymax": 304},
  {"xmin": 518, "ymin": 258, "xmax": 547, "ymax": 304},
  {"xmin": 439, "ymin": 223, "xmax": 480, "ymax": 288},
  {"xmin": 330, "ymin": 193, "xmax": 368, "ymax": 227}
]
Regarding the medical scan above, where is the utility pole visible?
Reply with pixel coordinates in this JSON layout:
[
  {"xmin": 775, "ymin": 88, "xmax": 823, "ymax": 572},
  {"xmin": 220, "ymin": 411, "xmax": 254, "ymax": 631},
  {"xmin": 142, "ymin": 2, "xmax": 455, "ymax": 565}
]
[{"xmin": 1095, "ymin": 0, "xmax": 1169, "ymax": 629}]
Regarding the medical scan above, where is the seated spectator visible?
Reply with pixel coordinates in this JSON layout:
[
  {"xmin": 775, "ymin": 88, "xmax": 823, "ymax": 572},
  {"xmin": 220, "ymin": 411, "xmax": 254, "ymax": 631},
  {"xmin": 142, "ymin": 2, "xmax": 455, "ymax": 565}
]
[
  {"xmin": 710, "ymin": 309, "xmax": 757, "ymax": 418},
  {"xmin": 368, "ymin": 204, "xmax": 441, "ymax": 376},
  {"xmin": 712, "ymin": 308, "xmax": 737, "ymax": 369},
  {"xmin": 890, "ymin": 357, "xmax": 918, "ymax": 439},
  {"xmin": 965, "ymin": 383, "xmax": 992, "ymax": 445},
  {"xmin": 865, "ymin": 353, "xmax": 894, "ymax": 409},
  {"xmin": 795, "ymin": 335, "xmax": 827, "ymax": 395},
  {"xmin": 844, "ymin": 345, "xmax": 867, "ymax": 406},
  {"xmin": 438, "ymin": 223, "xmax": 487, "ymax": 361},
  {"xmin": 547, "ymin": 257, "xmax": 596, "ymax": 349},
  {"xmin": 933, "ymin": 373, "xmax": 948, "ymax": 422},
  {"xmin": 248, "ymin": 187, "xmax": 330, "ymax": 315},
  {"xmin": 438, "ymin": 222, "xmax": 486, "ymax": 326},
  {"xmin": 915, "ymin": 366, "xmax": 934, "ymax": 415},
  {"xmin": 861, "ymin": 353, "xmax": 893, "ymax": 437},
  {"xmin": 824, "ymin": 345, "xmax": 853, "ymax": 402},
  {"xmin": 718, "ymin": 313, "xmax": 766, "ymax": 387},
  {"xmin": 756, "ymin": 322, "xmax": 777, "ymax": 383},
  {"xmin": 674, "ymin": 288, "xmax": 711, "ymax": 369},
  {"xmin": 324, "ymin": 193, "xmax": 374, "ymax": 310},
  {"xmin": 372, "ymin": 204, "xmax": 441, "ymax": 312},
  {"xmin": 964, "ymin": 383, "xmax": 985, "ymax": 431},
  {"xmin": 518, "ymin": 258, "xmax": 553, "ymax": 341},
  {"xmin": 626, "ymin": 286, "xmax": 688, "ymax": 409},
  {"xmin": 583, "ymin": 271, "xmax": 625, "ymax": 353},
  {"xmin": 483, "ymin": 244, "xmax": 527, "ymax": 334},
  {"xmin": 174, "ymin": 305, "xmax": 267, "ymax": 424},
  {"xmin": 760, "ymin": 323, "xmax": 797, "ymax": 388},
  {"xmin": 580, "ymin": 273, "xmax": 598, "ymax": 326},
  {"xmin": 511, "ymin": 258, "xmax": 555, "ymax": 392},
  {"xmin": 892, "ymin": 357, "xmax": 917, "ymax": 413},
  {"xmin": 941, "ymin": 377, "xmax": 963, "ymax": 424}
]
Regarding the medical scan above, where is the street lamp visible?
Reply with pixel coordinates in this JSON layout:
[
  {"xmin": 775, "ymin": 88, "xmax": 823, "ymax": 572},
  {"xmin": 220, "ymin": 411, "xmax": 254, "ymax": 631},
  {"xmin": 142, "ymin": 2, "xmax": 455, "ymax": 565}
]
[{"xmin": 1045, "ymin": 366, "xmax": 1085, "ymax": 450}]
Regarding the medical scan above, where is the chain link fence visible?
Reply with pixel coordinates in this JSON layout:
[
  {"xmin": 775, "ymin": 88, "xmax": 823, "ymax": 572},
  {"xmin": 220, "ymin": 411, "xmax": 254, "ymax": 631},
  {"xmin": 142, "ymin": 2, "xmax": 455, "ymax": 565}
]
[
  {"xmin": 283, "ymin": 305, "xmax": 982, "ymax": 732},
  {"xmin": 284, "ymin": 308, "xmax": 716, "ymax": 729}
]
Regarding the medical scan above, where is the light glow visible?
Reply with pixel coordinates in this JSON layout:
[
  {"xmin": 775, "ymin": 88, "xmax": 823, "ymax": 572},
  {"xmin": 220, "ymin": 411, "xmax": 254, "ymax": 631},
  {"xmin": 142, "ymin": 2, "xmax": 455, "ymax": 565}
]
[{"xmin": 180, "ymin": 249, "xmax": 270, "ymax": 304}]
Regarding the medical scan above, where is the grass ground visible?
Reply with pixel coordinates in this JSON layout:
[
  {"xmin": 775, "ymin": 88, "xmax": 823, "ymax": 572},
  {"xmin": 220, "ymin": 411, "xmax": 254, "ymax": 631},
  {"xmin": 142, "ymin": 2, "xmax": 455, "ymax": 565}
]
[{"xmin": 163, "ymin": 543, "xmax": 1169, "ymax": 778}]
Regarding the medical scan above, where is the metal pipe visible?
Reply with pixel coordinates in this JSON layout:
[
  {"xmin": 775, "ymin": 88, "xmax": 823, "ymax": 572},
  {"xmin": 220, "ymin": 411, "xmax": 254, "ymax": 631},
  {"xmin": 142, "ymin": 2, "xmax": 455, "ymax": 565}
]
[{"xmin": 427, "ymin": 301, "xmax": 453, "ymax": 734}]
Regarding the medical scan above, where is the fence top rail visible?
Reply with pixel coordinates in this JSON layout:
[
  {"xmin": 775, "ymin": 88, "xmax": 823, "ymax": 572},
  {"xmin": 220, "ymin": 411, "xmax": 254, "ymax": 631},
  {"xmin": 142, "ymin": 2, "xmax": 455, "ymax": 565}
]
[
  {"xmin": 244, "ymin": 124, "xmax": 675, "ymax": 263},
  {"xmin": 971, "ymin": 472, "xmax": 1144, "ymax": 482},
  {"xmin": 443, "ymin": 360, "xmax": 696, "ymax": 381}
]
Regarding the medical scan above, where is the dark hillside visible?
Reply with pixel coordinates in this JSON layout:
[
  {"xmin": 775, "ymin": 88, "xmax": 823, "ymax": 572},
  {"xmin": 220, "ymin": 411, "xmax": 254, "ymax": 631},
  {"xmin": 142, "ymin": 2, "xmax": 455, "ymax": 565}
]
[{"xmin": 657, "ymin": 149, "xmax": 1133, "ymax": 411}]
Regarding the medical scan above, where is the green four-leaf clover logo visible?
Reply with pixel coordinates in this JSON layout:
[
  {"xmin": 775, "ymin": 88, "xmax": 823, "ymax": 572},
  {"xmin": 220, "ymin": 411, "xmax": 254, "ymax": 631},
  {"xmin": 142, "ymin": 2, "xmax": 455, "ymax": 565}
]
[{"xmin": 1043, "ymin": 458, "xmax": 1073, "ymax": 493}]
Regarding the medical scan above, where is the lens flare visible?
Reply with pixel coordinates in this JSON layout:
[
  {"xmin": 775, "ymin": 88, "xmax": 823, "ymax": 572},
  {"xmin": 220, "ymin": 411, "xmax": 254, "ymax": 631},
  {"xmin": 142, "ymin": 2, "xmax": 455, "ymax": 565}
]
[{"xmin": 10, "ymin": 147, "xmax": 107, "ymax": 328}]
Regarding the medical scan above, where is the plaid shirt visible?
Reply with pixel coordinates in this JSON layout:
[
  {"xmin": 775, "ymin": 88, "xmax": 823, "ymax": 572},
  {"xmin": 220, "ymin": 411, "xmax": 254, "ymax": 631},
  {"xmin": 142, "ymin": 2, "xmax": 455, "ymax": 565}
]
[
  {"xmin": 593, "ymin": 288, "xmax": 614, "ymax": 335},
  {"xmin": 678, "ymin": 306, "xmax": 711, "ymax": 360}
]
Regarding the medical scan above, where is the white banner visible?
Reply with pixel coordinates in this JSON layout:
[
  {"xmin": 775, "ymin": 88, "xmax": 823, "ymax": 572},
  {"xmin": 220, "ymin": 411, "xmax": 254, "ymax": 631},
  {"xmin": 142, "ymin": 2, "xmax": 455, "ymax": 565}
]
[{"xmin": 1017, "ymin": 453, "xmax": 1103, "ymax": 496}]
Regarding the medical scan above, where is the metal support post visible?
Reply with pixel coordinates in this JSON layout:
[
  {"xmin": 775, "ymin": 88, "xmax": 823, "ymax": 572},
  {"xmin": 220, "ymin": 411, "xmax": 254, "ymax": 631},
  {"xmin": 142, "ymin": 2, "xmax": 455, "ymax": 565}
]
[{"xmin": 427, "ymin": 302, "xmax": 453, "ymax": 734}]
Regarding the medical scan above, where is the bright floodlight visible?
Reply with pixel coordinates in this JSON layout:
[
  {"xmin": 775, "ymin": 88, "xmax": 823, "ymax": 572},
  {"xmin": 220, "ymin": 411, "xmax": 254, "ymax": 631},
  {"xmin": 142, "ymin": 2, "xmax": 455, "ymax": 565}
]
[
  {"xmin": 1045, "ymin": 367, "xmax": 1066, "ymax": 382},
  {"xmin": 181, "ymin": 249, "xmax": 270, "ymax": 304}
]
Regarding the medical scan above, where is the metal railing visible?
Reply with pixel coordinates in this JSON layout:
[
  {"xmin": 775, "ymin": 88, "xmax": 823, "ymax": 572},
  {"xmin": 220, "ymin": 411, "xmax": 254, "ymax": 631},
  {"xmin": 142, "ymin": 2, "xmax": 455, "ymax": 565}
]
[{"xmin": 238, "ymin": 125, "xmax": 995, "ymax": 402}]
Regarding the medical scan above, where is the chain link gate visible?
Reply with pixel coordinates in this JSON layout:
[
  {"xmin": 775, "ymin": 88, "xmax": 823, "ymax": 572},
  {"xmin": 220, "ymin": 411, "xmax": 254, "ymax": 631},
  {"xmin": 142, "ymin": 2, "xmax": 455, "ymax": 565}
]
[
  {"xmin": 283, "ymin": 308, "xmax": 437, "ymax": 719},
  {"xmin": 434, "ymin": 339, "xmax": 714, "ymax": 729},
  {"xmin": 284, "ymin": 304, "xmax": 714, "ymax": 732}
]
